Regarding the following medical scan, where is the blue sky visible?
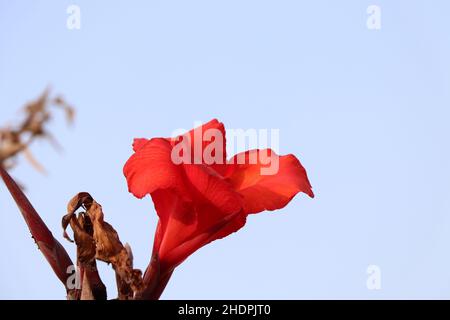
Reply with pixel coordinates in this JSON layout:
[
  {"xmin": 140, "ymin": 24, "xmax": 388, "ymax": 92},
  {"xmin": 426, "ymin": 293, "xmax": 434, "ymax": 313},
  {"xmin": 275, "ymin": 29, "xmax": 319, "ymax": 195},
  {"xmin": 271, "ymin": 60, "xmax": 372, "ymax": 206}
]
[{"xmin": 1, "ymin": 0, "xmax": 450, "ymax": 299}]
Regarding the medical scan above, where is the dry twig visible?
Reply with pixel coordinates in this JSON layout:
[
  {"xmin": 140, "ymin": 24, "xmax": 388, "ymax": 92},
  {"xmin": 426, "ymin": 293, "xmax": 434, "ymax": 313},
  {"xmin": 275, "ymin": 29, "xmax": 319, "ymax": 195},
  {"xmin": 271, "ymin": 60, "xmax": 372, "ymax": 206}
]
[{"xmin": 0, "ymin": 89, "xmax": 74, "ymax": 175}]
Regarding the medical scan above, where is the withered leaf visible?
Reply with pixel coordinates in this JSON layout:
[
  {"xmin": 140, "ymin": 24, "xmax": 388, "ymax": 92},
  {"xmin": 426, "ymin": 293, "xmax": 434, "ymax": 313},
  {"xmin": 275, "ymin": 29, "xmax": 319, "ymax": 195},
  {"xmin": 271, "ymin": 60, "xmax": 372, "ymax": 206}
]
[{"xmin": 63, "ymin": 192, "xmax": 143, "ymax": 299}]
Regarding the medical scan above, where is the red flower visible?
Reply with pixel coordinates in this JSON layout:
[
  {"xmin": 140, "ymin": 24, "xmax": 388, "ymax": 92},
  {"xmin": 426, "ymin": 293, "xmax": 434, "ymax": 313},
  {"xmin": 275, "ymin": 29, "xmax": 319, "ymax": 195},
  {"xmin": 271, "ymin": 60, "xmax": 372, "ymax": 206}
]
[{"xmin": 124, "ymin": 119, "xmax": 313, "ymax": 298}]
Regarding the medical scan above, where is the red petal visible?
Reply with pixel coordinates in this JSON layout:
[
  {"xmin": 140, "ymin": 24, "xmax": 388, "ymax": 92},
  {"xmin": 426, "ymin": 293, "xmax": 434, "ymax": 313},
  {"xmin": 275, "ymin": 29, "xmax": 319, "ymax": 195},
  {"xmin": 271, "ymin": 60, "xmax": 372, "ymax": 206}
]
[
  {"xmin": 150, "ymin": 188, "xmax": 195, "ymax": 258},
  {"xmin": 150, "ymin": 164, "xmax": 244, "ymax": 269},
  {"xmin": 182, "ymin": 163, "xmax": 242, "ymax": 214},
  {"xmin": 163, "ymin": 209, "xmax": 246, "ymax": 270},
  {"xmin": 169, "ymin": 119, "xmax": 227, "ymax": 174},
  {"xmin": 151, "ymin": 191, "xmax": 246, "ymax": 271},
  {"xmin": 123, "ymin": 138, "xmax": 184, "ymax": 199},
  {"xmin": 225, "ymin": 149, "xmax": 314, "ymax": 214},
  {"xmin": 132, "ymin": 138, "xmax": 149, "ymax": 152}
]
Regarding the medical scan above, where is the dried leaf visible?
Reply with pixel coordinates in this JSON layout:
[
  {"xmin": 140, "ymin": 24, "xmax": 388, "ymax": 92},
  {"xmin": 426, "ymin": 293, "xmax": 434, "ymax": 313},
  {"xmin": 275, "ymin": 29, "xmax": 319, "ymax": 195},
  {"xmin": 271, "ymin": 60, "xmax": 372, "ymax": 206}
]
[
  {"xmin": 64, "ymin": 193, "xmax": 143, "ymax": 299},
  {"xmin": 116, "ymin": 244, "xmax": 135, "ymax": 300}
]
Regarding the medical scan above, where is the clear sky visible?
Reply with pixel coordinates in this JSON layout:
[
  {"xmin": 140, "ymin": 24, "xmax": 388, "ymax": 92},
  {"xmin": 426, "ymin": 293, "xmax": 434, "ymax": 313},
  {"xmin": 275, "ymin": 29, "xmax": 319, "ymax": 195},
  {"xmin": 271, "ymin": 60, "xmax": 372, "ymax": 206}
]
[{"xmin": 1, "ymin": 0, "xmax": 450, "ymax": 300}]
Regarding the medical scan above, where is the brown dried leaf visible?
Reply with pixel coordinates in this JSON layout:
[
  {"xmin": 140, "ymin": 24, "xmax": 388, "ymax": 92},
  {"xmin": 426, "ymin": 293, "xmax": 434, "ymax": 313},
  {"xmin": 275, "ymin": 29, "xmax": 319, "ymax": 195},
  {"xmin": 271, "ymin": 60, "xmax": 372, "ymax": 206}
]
[
  {"xmin": 64, "ymin": 192, "xmax": 143, "ymax": 299},
  {"xmin": 116, "ymin": 244, "xmax": 135, "ymax": 300}
]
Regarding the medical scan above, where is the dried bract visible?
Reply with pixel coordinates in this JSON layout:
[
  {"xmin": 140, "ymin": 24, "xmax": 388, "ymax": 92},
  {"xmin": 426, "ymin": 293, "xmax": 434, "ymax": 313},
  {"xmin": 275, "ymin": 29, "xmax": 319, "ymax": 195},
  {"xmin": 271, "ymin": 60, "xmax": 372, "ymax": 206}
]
[{"xmin": 63, "ymin": 193, "xmax": 144, "ymax": 299}]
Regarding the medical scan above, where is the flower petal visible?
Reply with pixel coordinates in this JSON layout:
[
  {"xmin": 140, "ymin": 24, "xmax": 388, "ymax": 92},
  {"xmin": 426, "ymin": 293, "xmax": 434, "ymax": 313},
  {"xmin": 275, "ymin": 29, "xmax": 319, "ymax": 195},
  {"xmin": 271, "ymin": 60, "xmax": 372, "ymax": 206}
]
[
  {"xmin": 163, "ymin": 209, "xmax": 246, "ymax": 270},
  {"xmin": 151, "ymin": 164, "xmax": 244, "ymax": 269},
  {"xmin": 182, "ymin": 163, "xmax": 242, "ymax": 214},
  {"xmin": 169, "ymin": 119, "xmax": 227, "ymax": 174},
  {"xmin": 123, "ymin": 138, "xmax": 182, "ymax": 199},
  {"xmin": 226, "ymin": 149, "xmax": 314, "ymax": 214},
  {"xmin": 150, "ymin": 188, "xmax": 195, "ymax": 258},
  {"xmin": 132, "ymin": 138, "xmax": 149, "ymax": 152}
]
